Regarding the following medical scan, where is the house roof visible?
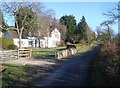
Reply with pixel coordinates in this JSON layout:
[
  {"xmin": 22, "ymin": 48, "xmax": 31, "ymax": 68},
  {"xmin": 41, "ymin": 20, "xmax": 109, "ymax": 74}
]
[
  {"xmin": 41, "ymin": 28, "xmax": 60, "ymax": 38},
  {"xmin": 50, "ymin": 27, "xmax": 60, "ymax": 33},
  {"xmin": 51, "ymin": 28, "xmax": 60, "ymax": 34},
  {"xmin": 4, "ymin": 31, "xmax": 19, "ymax": 38},
  {"xmin": 9, "ymin": 31, "xmax": 19, "ymax": 38}
]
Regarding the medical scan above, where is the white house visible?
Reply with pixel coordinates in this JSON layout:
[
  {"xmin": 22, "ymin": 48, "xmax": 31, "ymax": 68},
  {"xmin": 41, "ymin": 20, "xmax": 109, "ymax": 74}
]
[
  {"xmin": 40, "ymin": 28, "xmax": 61, "ymax": 48},
  {"xmin": 2, "ymin": 27, "xmax": 61, "ymax": 48},
  {"xmin": 13, "ymin": 38, "xmax": 29, "ymax": 48},
  {"xmin": 4, "ymin": 31, "xmax": 29, "ymax": 48},
  {"xmin": 28, "ymin": 28, "xmax": 61, "ymax": 48}
]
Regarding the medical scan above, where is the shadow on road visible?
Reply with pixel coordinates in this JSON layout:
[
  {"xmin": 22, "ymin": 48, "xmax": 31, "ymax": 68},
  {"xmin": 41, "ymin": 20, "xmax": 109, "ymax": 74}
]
[{"xmin": 27, "ymin": 45, "xmax": 101, "ymax": 86}]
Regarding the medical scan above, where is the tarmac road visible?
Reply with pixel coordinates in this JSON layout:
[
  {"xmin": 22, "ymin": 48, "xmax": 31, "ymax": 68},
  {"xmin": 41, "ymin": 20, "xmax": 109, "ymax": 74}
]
[{"xmin": 32, "ymin": 45, "xmax": 100, "ymax": 86}]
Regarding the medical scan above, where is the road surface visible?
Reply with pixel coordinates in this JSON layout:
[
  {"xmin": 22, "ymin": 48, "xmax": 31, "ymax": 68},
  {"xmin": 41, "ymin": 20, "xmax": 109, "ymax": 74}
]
[{"xmin": 31, "ymin": 46, "xmax": 100, "ymax": 86}]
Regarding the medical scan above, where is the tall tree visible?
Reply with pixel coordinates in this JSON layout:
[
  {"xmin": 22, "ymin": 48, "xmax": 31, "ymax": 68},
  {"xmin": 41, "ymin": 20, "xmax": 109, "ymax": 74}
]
[
  {"xmin": 96, "ymin": 26, "xmax": 114, "ymax": 43},
  {"xmin": 103, "ymin": 2, "xmax": 120, "ymax": 24},
  {"xmin": 15, "ymin": 6, "xmax": 38, "ymax": 38},
  {"xmin": 0, "ymin": 9, "xmax": 2, "ymax": 27},
  {"xmin": 102, "ymin": 2, "xmax": 120, "ymax": 44},
  {"xmin": 0, "ymin": 9, "xmax": 7, "ymax": 29},
  {"xmin": 77, "ymin": 16, "xmax": 90, "ymax": 42},
  {"xmin": 1, "ymin": 2, "xmax": 41, "ymax": 48},
  {"xmin": 100, "ymin": 21, "xmax": 112, "ymax": 43},
  {"xmin": 33, "ymin": 8, "xmax": 55, "ymax": 47},
  {"xmin": 60, "ymin": 15, "xmax": 77, "ymax": 43}
]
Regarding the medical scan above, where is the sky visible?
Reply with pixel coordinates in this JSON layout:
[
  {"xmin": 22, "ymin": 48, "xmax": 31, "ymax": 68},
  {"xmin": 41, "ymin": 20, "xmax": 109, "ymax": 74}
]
[
  {"xmin": 43, "ymin": 2, "xmax": 118, "ymax": 33},
  {"xmin": 1, "ymin": 1, "xmax": 118, "ymax": 34}
]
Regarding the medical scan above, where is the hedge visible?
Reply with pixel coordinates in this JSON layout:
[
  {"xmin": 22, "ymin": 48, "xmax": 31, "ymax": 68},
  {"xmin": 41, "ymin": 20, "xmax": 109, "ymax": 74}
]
[
  {"xmin": 1, "ymin": 38, "xmax": 14, "ymax": 49},
  {"xmin": 7, "ymin": 44, "xmax": 18, "ymax": 50}
]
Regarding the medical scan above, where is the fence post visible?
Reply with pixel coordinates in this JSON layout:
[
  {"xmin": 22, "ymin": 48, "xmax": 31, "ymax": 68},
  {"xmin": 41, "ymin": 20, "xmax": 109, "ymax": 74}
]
[
  {"xmin": 18, "ymin": 49, "xmax": 19, "ymax": 59},
  {"xmin": 29, "ymin": 48, "xmax": 32, "ymax": 58}
]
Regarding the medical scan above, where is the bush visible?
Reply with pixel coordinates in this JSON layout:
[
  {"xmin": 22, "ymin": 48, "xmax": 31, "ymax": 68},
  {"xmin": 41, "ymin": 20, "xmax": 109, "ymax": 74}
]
[
  {"xmin": 2, "ymin": 38, "xmax": 14, "ymax": 49},
  {"xmin": 73, "ymin": 42, "xmax": 85, "ymax": 47},
  {"xmin": 7, "ymin": 44, "xmax": 18, "ymax": 50},
  {"xmin": 96, "ymin": 42, "xmax": 119, "ymax": 85},
  {"xmin": 66, "ymin": 45, "xmax": 76, "ymax": 49},
  {"xmin": 60, "ymin": 40, "xmax": 65, "ymax": 46}
]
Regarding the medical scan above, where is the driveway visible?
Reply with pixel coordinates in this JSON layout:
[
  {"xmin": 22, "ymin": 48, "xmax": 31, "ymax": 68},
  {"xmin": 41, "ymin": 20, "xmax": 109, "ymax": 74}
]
[{"xmin": 31, "ymin": 45, "xmax": 100, "ymax": 86}]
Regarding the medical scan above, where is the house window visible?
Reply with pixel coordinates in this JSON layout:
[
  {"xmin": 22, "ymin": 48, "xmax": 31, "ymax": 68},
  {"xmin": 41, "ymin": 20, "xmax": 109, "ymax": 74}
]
[
  {"xmin": 55, "ymin": 34, "xmax": 59, "ymax": 40},
  {"xmin": 29, "ymin": 41, "xmax": 33, "ymax": 45}
]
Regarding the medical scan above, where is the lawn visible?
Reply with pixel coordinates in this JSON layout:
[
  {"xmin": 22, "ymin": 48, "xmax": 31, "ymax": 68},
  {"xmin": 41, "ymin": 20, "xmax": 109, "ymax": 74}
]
[
  {"xmin": 32, "ymin": 46, "xmax": 66, "ymax": 59},
  {"xmin": 1, "ymin": 64, "xmax": 30, "ymax": 88}
]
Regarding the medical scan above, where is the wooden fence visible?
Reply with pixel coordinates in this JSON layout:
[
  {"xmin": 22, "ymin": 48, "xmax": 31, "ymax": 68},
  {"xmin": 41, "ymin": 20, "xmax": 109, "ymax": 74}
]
[
  {"xmin": 0, "ymin": 50, "xmax": 18, "ymax": 60},
  {"xmin": 18, "ymin": 49, "xmax": 32, "ymax": 59},
  {"xmin": 0, "ymin": 49, "xmax": 32, "ymax": 60}
]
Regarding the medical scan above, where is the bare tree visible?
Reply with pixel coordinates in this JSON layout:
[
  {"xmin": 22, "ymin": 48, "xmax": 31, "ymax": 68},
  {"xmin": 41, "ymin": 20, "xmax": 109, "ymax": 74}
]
[
  {"xmin": 1, "ymin": 2, "xmax": 42, "ymax": 49},
  {"xmin": 103, "ymin": 2, "xmax": 120, "ymax": 24},
  {"xmin": 100, "ymin": 2, "xmax": 120, "ymax": 43},
  {"xmin": 33, "ymin": 8, "xmax": 55, "ymax": 48},
  {"xmin": 100, "ymin": 21, "xmax": 112, "ymax": 43},
  {"xmin": 103, "ymin": 2, "xmax": 120, "ymax": 44}
]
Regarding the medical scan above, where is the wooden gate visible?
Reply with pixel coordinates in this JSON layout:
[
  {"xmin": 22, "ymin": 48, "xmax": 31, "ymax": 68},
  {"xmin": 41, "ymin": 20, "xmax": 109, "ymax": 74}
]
[{"xmin": 18, "ymin": 49, "xmax": 32, "ymax": 59}]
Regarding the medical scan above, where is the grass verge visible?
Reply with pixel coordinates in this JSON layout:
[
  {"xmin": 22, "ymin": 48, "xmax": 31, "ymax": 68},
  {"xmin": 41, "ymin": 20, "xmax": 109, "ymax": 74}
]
[{"xmin": 1, "ymin": 64, "xmax": 30, "ymax": 88}]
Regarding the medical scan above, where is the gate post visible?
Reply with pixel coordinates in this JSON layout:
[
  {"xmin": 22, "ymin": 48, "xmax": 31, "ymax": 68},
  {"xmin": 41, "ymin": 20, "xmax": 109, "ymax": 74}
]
[{"xmin": 18, "ymin": 49, "xmax": 19, "ymax": 59}]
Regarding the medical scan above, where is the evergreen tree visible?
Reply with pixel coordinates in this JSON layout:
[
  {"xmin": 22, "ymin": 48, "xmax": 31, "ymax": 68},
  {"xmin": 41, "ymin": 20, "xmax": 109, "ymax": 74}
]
[
  {"xmin": 77, "ymin": 16, "xmax": 90, "ymax": 42},
  {"xmin": 77, "ymin": 16, "xmax": 88, "ymax": 40},
  {"xmin": 60, "ymin": 15, "xmax": 77, "ymax": 43}
]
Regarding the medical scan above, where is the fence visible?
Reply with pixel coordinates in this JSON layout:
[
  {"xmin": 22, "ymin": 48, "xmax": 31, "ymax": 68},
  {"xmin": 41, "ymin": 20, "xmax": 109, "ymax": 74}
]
[
  {"xmin": 0, "ymin": 50, "xmax": 18, "ymax": 60},
  {"xmin": 0, "ymin": 49, "xmax": 32, "ymax": 60},
  {"xmin": 18, "ymin": 49, "xmax": 32, "ymax": 59},
  {"xmin": 55, "ymin": 45, "xmax": 89, "ymax": 59}
]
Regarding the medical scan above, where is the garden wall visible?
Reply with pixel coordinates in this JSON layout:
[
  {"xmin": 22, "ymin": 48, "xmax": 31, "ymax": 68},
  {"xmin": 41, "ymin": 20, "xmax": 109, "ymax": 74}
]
[{"xmin": 55, "ymin": 45, "xmax": 87, "ymax": 59}]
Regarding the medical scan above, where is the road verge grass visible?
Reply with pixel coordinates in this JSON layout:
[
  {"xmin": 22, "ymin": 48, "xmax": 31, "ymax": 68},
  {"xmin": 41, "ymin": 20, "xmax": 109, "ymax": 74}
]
[{"xmin": 1, "ymin": 64, "xmax": 30, "ymax": 87}]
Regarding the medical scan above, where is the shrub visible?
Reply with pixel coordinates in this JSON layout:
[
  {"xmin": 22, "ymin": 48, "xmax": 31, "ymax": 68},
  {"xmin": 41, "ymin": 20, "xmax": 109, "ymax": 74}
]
[
  {"xmin": 60, "ymin": 40, "xmax": 65, "ymax": 46},
  {"xmin": 96, "ymin": 42, "xmax": 119, "ymax": 85},
  {"xmin": 66, "ymin": 45, "xmax": 76, "ymax": 49},
  {"xmin": 73, "ymin": 42, "xmax": 85, "ymax": 47},
  {"xmin": 2, "ymin": 38, "xmax": 14, "ymax": 49},
  {"xmin": 7, "ymin": 44, "xmax": 18, "ymax": 50}
]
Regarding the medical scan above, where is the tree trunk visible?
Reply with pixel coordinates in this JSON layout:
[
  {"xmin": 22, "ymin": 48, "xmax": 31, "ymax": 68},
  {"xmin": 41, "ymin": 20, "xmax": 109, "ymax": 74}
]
[
  {"xmin": 19, "ymin": 27, "xmax": 24, "ymax": 49},
  {"xmin": 38, "ymin": 38, "xmax": 41, "ymax": 48},
  {"xmin": 19, "ymin": 33, "xmax": 22, "ymax": 49}
]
